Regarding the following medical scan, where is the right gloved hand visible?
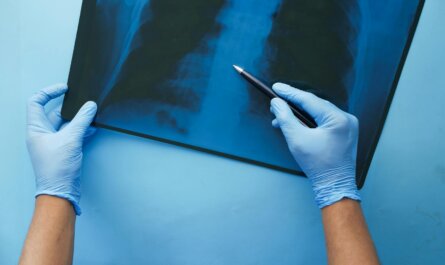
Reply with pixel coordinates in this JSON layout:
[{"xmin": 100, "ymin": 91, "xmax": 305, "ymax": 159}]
[{"xmin": 270, "ymin": 83, "xmax": 361, "ymax": 209}]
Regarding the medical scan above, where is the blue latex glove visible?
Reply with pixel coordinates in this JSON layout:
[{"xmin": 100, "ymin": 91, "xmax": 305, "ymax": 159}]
[
  {"xmin": 26, "ymin": 84, "xmax": 97, "ymax": 215},
  {"xmin": 270, "ymin": 83, "xmax": 361, "ymax": 208}
]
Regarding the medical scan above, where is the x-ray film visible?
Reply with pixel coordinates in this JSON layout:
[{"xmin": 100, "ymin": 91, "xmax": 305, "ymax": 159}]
[{"xmin": 62, "ymin": 0, "xmax": 425, "ymax": 188}]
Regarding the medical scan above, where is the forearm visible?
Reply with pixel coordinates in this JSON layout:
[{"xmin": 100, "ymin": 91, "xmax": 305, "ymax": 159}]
[
  {"xmin": 22, "ymin": 85, "xmax": 97, "ymax": 264},
  {"xmin": 19, "ymin": 195, "xmax": 76, "ymax": 265},
  {"xmin": 322, "ymin": 199, "xmax": 379, "ymax": 265}
]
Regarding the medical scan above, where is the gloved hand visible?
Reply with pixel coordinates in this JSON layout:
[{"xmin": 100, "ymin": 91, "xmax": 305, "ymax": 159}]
[
  {"xmin": 270, "ymin": 83, "xmax": 361, "ymax": 209},
  {"xmin": 26, "ymin": 84, "xmax": 97, "ymax": 215}
]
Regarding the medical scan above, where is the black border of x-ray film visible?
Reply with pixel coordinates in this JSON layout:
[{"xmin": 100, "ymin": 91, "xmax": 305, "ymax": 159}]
[{"xmin": 63, "ymin": 0, "xmax": 425, "ymax": 189}]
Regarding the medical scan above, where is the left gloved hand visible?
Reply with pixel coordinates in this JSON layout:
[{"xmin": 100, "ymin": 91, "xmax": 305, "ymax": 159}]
[{"xmin": 26, "ymin": 84, "xmax": 97, "ymax": 215}]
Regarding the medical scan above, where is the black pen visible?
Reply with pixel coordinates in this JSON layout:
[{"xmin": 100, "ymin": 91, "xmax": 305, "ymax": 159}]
[{"xmin": 233, "ymin": 65, "xmax": 317, "ymax": 128}]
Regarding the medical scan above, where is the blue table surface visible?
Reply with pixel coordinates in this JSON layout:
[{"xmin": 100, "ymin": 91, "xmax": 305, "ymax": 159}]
[{"xmin": 1, "ymin": 0, "xmax": 444, "ymax": 264}]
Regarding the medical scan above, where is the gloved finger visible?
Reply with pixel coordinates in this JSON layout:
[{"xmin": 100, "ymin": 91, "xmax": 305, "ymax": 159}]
[
  {"xmin": 84, "ymin": 126, "xmax": 97, "ymax": 139},
  {"xmin": 60, "ymin": 122, "xmax": 69, "ymax": 131},
  {"xmin": 270, "ymin": 98, "xmax": 306, "ymax": 139},
  {"xmin": 272, "ymin": 119, "xmax": 279, "ymax": 128},
  {"xmin": 27, "ymin": 84, "xmax": 68, "ymax": 131},
  {"xmin": 83, "ymin": 127, "xmax": 97, "ymax": 144},
  {"xmin": 47, "ymin": 104, "xmax": 65, "ymax": 131},
  {"xmin": 28, "ymin": 84, "xmax": 68, "ymax": 107},
  {"xmin": 64, "ymin": 101, "xmax": 97, "ymax": 140},
  {"xmin": 272, "ymin": 83, "xmax": 337, "ymax": 124}
]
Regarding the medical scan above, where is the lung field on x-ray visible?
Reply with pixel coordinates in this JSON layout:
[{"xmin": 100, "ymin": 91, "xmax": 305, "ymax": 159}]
[
  {"xmin": 261, "ymin": 0, "xmax": 361, "ymax": 111},
  {"xmin": 98, "ymin": 0, "xmax": 226, "ymax": 114}
]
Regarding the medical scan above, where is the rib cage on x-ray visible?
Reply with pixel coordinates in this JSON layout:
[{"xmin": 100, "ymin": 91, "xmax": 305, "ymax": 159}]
[{"xmin": 90, "ymin": 0, "xmax": 361, "ymax": 114}]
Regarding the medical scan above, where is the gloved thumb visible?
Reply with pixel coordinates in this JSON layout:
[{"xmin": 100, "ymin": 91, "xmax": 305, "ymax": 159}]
[
  {"xmin": 270, "ymin": 98, "xmax": 306, "ymax": 139},
  {"xmin": 65, "ymin": 101, "xmax": 97, "ymax": 139},
  {"xmin": 272, "ymin": 83, "xmax": 334, "ymax": 124}
]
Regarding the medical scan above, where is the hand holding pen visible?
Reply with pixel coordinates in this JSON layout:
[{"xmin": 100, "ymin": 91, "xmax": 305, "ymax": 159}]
[
  {"xmin": 233, "ymin": 65, "xmax": 360, "ymax": 207},
  {"xmin": 233, "ymin": 65, "xmax": 317, "ymax": 128}
]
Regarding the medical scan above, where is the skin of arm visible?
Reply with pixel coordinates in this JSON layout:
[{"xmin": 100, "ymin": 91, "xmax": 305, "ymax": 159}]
[
  {"xmin": 19, "ymin": 196, "xmax": 76, "ymax": 265},
  {"xmin": 20, "ymin": 84, "xmax": 97, "ymax": 265},
  {"xmin": 322, "ymin": 199, "xmax": 379, "ymax": 265},
  {"xmin": 270, "ymin": 83, "xmax": 379, "ymax": 264}
]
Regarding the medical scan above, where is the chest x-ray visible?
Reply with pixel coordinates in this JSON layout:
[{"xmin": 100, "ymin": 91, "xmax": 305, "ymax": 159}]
[{"xmin": 63, "ymin": 0, "xmax": 424, "ymax": 188}]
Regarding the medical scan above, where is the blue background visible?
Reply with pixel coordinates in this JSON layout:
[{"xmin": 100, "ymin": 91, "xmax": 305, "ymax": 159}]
[{"xmin": 0, "ymin": 0, "xmax": 444, "ymax": 264}]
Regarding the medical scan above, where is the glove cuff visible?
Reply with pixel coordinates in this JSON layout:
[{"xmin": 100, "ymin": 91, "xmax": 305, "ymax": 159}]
[
  {"xmin": 35, "ymin": 192, "xmax": 82, "ymax": 215},
  {"xmin": 310, "ymin": 165, "xmax": 361, "ymax": 209}
]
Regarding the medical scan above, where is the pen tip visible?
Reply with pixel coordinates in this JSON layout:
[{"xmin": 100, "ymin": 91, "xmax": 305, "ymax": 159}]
[{"xmin": 233, "ymin": 65, "xmax": 243, "ymax": 74}]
